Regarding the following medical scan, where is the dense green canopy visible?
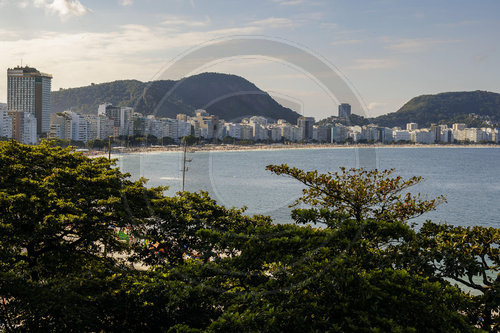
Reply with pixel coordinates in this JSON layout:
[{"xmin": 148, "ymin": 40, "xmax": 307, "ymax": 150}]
[{"xmin": 0, "ymin": 141, "xmax": 498, "ymax": 332}]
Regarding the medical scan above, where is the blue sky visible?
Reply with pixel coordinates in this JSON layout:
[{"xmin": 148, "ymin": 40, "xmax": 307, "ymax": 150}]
[{"xmin": 0, "ymin": 0, "xmax": 498, "ymax": 119}]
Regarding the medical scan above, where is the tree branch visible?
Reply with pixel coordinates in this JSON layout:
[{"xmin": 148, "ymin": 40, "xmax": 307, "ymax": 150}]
[
  {"xmin": 0, "ymin": 296, "xmax": 15, "ymax": 333},
  {"xmin": 480, "ymin": 254, "xmax": 492, "ymax": 286}
]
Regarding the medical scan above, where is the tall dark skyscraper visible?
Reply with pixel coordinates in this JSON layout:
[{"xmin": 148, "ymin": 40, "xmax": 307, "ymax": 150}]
[
  {"xmin": 338, "ymin": 103, "xmax": 351, "ymax": 119},
  {"xmin": 7, "ymin": 66, "xmax": 52, "ymax": 135},
  {"xmin": 297, "ymin": 116, "xmax": 315, "ymax": 141}
]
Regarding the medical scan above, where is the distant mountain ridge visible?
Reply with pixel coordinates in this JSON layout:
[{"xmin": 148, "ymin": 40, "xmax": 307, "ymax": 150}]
[
  {"xmin": 371, "ymin": 91, "xmax": 500, "ymax": 128},
  {"xmin": 52, "ymin": 76, "xmax": 499, "ymax": 128},
  {"xmin": 51, "ymin": 73, "xmax": 301, "ymax": 124}
]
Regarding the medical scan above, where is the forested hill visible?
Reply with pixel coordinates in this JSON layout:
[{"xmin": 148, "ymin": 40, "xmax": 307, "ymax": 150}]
[
  {"xmin": 51, "ymin": 72, "xmax": 301, "ymax": 123},
  {"xmin": 371, "ymin": 91, "xmax": 500, "ymax": 128}
]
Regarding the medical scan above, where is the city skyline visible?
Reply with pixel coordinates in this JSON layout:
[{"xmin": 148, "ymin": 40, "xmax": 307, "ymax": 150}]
[
  {"xmin": 0, "ymin": 0, "xmax": 499, "ymax": 119},
  {"xmin": 43, "ymin": 103, "xmax": 499, "ymax": 145}
]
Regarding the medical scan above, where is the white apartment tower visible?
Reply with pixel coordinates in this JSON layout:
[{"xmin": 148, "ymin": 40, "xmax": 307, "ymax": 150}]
[
  {"xmin": 406, "ymin": 123, "xmax": 418, "ymax": 131},
  {"xmin": 0, "ymin": 108, "xmax": 12, "ymax": 139},
  {"xmin": 98, "ymin": 104, "xmax": 133, "ymax": 137},
  {"xmin": 23, "ymin": 112, "xmax": 37, "ymax": 145},
  {"xmin": 7, "ymin": 66, "xmax": 52, "ymax": 135}
]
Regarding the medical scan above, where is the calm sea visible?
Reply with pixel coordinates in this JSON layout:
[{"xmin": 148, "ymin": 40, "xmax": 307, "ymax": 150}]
[{"xmin": 116, "ymin": 147, "xmax": 500, "ymax": 228}]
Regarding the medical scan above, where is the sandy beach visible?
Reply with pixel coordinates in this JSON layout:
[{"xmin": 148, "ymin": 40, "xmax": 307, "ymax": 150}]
[{"xmin": 84, "ymin": 142, "xmax": 500, "ymax": 158}]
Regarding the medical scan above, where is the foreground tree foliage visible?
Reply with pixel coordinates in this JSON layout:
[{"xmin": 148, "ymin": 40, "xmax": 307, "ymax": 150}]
[
  {"xmin": 0, "ymin": 141, "xmax": 497, "ymax": 332},
  {"xmin": 413, "ymin": 222, "xmax": 500, "ymax": 330},
  {"xmin": 266, "ymin": 165, "xmax": 445, "ymax": 226}
]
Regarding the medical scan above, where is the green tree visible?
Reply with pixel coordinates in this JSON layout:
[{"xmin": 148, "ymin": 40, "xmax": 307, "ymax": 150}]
[
  {"xmin": 0, "ymin": 140, "xmax": 161, "ymax": 330},
  {"xmin": 259, "ymin": 164, "xmax": 479, "ymax": 331},
  {"xmin": 86, "ymin": 138, "xmax": 107, "ymax": 149},
  {"xmin": 133, "ymin": 191, "xmax": 272, "ymax": 266},
  {"xmin": 266, "ymin": 165, "xmax": 444, "ymax": 227},
  {"xmin": 0, "ymin": 143, "xmax": 492, "ymax": 332},
  {"xmin": 221, "ymin": 136, "xmax": 235, "ymax": 144},
  {"xmin": 181, "ymin": 135, "xmax": 197, "ymax": 146},
  {"xmin": 160, "ymin": 136, "xmax": 176, "ymax": 145},
  {"xmin": 413, "ymin": 222, "xmax": 500, "ymax": 330}
]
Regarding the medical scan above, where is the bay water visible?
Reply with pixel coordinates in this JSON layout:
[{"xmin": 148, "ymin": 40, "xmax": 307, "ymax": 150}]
[{"xmin": 116, "ymin": 147, "xmax": 500, "ymax": 228}]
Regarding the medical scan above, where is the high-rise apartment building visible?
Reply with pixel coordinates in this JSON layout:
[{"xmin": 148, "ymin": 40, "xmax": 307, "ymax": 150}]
[
  {"xmin": 98, "ymin": 103, "xmax": 133, "ymax": 137},
  {"xmin": 338, "ymin": 103, "xmax": 351, "ymax": 119},
  {"xmin": 190, "ymin": 109, "xmax": 218, "ymax": 140},
  {"xmin": 84, "ymin": 114, "xmax": 114, "ymax": 140},
  {"xmin": 0, "ymin": 108, "xmax": 12, "ymax": 139},
  {"xmin": 23, "ymin": 112, "xmax": 38, "ymax": 144},
  {"xmin": 48, "ymin": 111, "xmax": 90, "ymax": 142},
  {"xmin": 297, "ymin": 116, "xmax": 315, "ymax": 141},
  {"xmin": 7, "ymin": 110, "xmax": 24, "ymax": 142},
  {"xmin": 406, "ymin": 123, "xmax": 418, "ymax": 131},
  {"xmin": 49, "ymin": 112, "xmax": 71, "ymax": 140},
  {"xmin": 452, "ymin": 123, "xmax": 466, "ymax": 131},
  {"xmin": 6, "ymin": 110, "xmax": 36, "ymax": 144},
  {"xmin": 7, "ymin": 66, "xmax": 52, "ymax": 135},
  {"xmin": 430, "ymin": 124, "xmax": 440, "ymax": 142},
  {"xmin": 176, "ymin": 113, "xmax": 188, "ymax": 122}
]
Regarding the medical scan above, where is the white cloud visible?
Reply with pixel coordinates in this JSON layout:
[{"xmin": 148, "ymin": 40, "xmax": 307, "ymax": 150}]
[
  {"xmin": 0, "ymin": 29, "xmax": 21, "ymax": 40},
  {"xmin": 161, "ymin": 15, "xmax": 211, "ymax": 28},
  {"xmin": 0, "ymin": 23, "xmax": 272, "ymax": 99},
  {"xmin": 250, "ymin": 17, "xmax": 294, "ymax": 29},
  {"xmin": 273, "ymin": 0, "xmax": 325, "ymax": 6},
  {"xmin": 321, "ymin": 22, "xmax": 338, "ymax": 29},
  {"xmin": 474, "ymin": 54, "xmax": 486, "ymax": 63},
  {"xmin": 331, "ymin": 39, "xmax": 362, "ymax": 46},
  {"xmin": 119, "ymin": 0, "xmax": 133, "ymax": 6},
  {"xmin": 203, "ymin": 26, "xmax": 262, "ymax": 36},
  {"xmin": 367, "ymin": 102, "xmax": 387, "ymax": 110},
  {"xmin": 17, "ymin": 1, "xmax": 30, "ymax": 8},
  {"xmin": 334, "ymin": 29, "xmax": 365, "ymax": 35},
  {"xmin": 160, "ymin": 15, "xmax": 293, "ymax": 32},
  {"xmin": 437, "ymin": 20, "xmax": 479, "ymax": 28},
  {"xmin": 273, "ymin": 0, "xmax": 304, "ymax": 5},
  {"xmin": 33, "ymin": 0, "xmax": 90, "ymax": 20},
  {"xmin": 383, "ymin": 38, "xmax": 432, "ymax": 53},
  {"xmin": 296, "ymin": 11, "xmax": 324, "ymax": 21},
  {"xmin": 365, "ymin": 101, "xmax": 392, "ymax": 117},
  {"xmin": 382, "ymin": 37, "xmax": 458, "ymax": 53},
  {"xmin": 349, "ymin": 58, "xmax": 399, "ymax": 70}
]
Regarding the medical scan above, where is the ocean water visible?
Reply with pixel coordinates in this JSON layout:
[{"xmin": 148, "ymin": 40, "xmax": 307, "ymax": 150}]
[{"xmin": 115, "ymin": 147, "xmax": 500, "ymax": 228}]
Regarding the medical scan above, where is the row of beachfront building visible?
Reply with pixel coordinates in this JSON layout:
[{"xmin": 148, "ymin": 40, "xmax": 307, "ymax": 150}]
[
  {"xmin": 46, "ymin": 103, "xmax": 500, "ymax": 144},
  {"xmin": 0, "ymin": 103, "xmax": 499, "ymax": 145}
]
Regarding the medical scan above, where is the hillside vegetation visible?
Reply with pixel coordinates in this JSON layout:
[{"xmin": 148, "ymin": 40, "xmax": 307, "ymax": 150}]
[
  {"xmin": 372, "ymin": 90, "xmax": 500, "ymax": 128},
  {"xmin": 51, "ymin": 72, "xmax": 301, "ymax": 123}
]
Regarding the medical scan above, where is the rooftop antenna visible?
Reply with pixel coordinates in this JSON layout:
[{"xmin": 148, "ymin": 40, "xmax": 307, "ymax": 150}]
[{"xmin": 20, "ymin": 58, "xmax": 22, "ymax": 67}]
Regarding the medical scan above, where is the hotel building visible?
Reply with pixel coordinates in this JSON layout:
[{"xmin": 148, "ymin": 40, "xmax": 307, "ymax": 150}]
[{"xmin": 7, "ymin": 66, "xmax": 52, "ymax": 135}]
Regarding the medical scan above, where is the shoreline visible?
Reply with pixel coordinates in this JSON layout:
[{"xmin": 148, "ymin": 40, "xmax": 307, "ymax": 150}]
[{"xmin": 85, "ymin": 142, "xmax": 500, "ymax": 157}]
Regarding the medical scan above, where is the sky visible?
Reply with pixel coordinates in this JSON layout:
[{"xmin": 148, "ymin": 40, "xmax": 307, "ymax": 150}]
[{"xmin": 0, "ymin": 0, "xmax": 499, "ymax": 119}]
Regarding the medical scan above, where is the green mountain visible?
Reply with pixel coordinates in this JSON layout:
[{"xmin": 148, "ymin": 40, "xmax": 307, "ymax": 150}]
[
  {"xmin": 371, "ymin": 91, "xmax": 500, "ymax": 128},
  {"xmin": 51, "ymin": 73, "xmax": 301, "ymax": 123}
]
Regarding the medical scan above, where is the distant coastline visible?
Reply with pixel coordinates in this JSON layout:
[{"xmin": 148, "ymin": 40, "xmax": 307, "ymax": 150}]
[{"xmin": 85, "ymin": 142, "xmax": 500, "ymax": 158}]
